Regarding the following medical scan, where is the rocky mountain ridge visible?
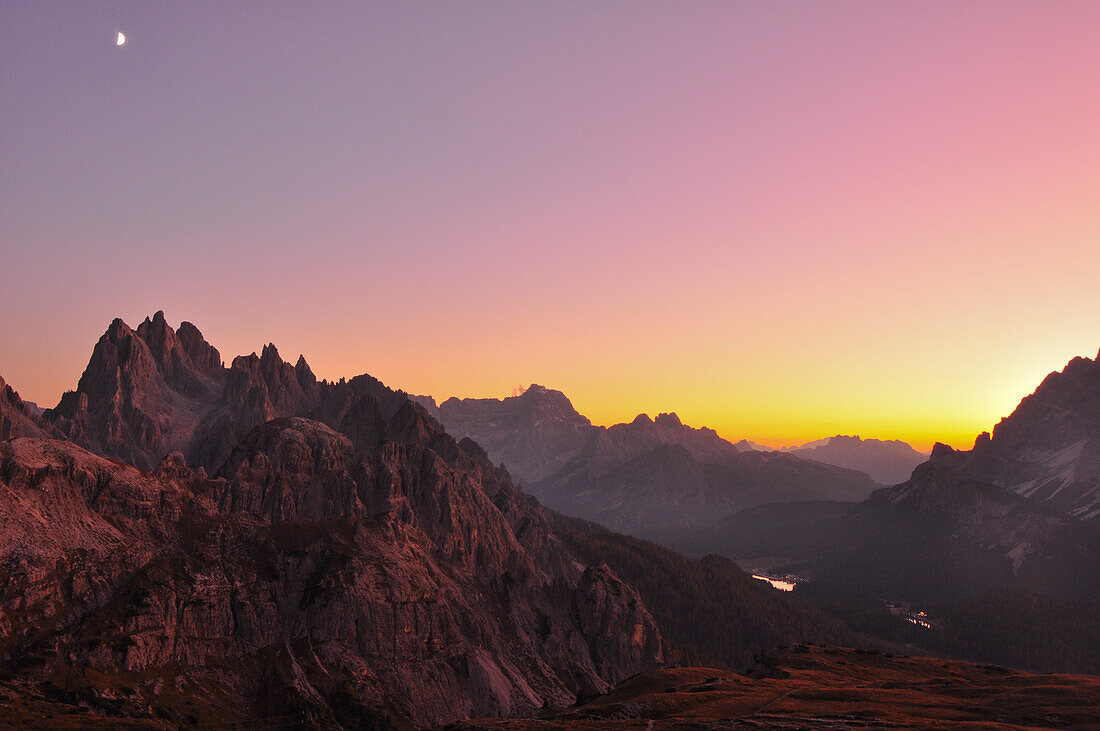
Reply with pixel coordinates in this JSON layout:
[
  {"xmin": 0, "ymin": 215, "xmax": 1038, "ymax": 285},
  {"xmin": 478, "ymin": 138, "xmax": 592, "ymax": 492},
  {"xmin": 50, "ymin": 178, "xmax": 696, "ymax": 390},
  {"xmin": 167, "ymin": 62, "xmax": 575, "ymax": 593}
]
[
  {"xmin": 0, "ymin": 314, "xmax": 667, "ymax": 726},
  {"xmin": 926, "ymin": 349, "xmax": 1100, "ymax": 521}
]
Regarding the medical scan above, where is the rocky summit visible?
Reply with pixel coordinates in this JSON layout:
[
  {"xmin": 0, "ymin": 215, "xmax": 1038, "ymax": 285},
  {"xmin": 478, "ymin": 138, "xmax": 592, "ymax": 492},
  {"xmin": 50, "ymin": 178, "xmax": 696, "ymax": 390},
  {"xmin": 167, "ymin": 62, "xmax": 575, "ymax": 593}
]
[{"xmin": 0, "ymin": 314, "xmax": 665, "ymax": 727}]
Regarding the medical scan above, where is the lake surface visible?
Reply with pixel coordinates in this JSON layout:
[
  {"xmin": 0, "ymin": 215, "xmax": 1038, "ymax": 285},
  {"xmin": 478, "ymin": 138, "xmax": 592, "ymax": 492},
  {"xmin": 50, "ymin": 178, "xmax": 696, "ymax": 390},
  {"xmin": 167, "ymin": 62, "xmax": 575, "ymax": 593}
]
[{"xmin": 752, "ymin": 574, "xmax": 795, "ymax": 591}]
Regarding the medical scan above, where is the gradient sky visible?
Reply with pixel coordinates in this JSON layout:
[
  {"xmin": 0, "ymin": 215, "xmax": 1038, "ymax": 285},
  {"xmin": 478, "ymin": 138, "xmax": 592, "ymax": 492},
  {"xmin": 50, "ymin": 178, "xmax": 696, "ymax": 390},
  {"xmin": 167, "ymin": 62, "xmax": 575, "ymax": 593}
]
[{"xmin": 2, "ymin": 2, "xmax": 1098, "ymax": 451}]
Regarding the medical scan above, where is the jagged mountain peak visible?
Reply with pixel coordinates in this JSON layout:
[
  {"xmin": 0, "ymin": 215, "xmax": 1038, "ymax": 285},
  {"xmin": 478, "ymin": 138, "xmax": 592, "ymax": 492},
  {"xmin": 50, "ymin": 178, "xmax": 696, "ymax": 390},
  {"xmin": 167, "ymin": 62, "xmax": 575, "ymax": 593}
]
[
  {"xmin": 139, "ymin": 309, "xmax": 168, "ymax": 327},
  {"xmin": 928, "ymin": 441, "xmax": 958, "ymax": 461},
  {"xmin": 517, "ymin": 384, "xmax": 587, "ymax": 416},
  {"xmin": 603, "ymin": 410, "xmax": 741, "ymax": 462},
  {"xmin": 176, "ymin": 320, "xmax": 223, "ymax": 375},
  {"xmin": 135, "ymin": 311, "xmax": 224, "ymax": 397},
  {"xmin": 937, "ymin": 347, "xmax": 1100, "ymax": 520},
  {"xmin": 260, "ymin": 342, "xmax": 284, "ymax": 363},
  {"xmin": 654, "ymin": 412, "xmax": 682, "ymax": 427},
  {"xmin": 68, "ymin": 317, "xmax": 160, "ymax": 401},
  {"xmin": 42, "ymin": 314, "xmax": 228, "ymax": 469},
  {"xmin": 105, "ymin": 316, "xmax": 132, "ymax": 337},
  {"xmin": 2, "ymin": 316, "xmax": 667, "ymax": 725}
]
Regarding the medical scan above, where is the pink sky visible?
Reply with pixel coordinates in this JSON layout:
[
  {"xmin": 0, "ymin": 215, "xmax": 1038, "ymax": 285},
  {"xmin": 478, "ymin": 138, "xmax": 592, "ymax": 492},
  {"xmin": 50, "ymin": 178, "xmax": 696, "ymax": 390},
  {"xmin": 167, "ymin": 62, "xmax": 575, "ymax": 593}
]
[{"xmin": 1, "ymin": 2, "xmax": 1098, "ymax": 450}]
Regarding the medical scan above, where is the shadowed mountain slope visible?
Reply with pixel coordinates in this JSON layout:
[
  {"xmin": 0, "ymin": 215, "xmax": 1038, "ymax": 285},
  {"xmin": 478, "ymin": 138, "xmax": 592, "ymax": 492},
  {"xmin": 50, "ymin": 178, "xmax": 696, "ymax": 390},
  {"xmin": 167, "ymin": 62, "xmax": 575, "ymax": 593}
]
[
  {"xmin": 549, "ymin": 514, "xmax": 856, "ymax": 670},
  {"xmin": 809, "ymin": 456, "xmax": 1100, "ymax": 604}
]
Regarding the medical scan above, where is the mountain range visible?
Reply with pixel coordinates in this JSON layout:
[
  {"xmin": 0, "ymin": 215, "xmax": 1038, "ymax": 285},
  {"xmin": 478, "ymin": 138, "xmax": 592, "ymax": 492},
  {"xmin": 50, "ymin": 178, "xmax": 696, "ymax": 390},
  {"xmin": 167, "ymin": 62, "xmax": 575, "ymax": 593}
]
[
  {"xmin": 0, "ymin": 313, "xmax": 666, "ymax": 726},
  {"xmin": 3, "ymin": 314, "xmax": 1099, "ymax": 725},
  {"xmin": 426, "ymin": 387, "xmax": 885, "ymax": 536},
  {"xmin": 689, "ymin": 351, "xmax": 1100, "ymax": 607},
  {"xmin": 429, "ymin": 349, "xmax": 1100, "ymax": 674}
]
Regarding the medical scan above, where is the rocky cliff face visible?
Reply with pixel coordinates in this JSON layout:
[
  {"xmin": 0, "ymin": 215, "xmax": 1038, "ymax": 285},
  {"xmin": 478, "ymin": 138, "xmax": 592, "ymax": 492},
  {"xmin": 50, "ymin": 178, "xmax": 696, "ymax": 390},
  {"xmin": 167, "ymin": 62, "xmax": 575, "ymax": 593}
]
[
  {"xmin": 0, "ymin": 315, "xmax": 666, "ymax": 727},
  {"xmin": 929, "ymin": 349, "xmax": 1100, "ymax": 521},
  {"xmin": 42, "ymin": 312, "xmax": 226, "ymax": 470},
  {"xmin": 437, "ymin": 387, "xmax": 878, "ymax": 534}
]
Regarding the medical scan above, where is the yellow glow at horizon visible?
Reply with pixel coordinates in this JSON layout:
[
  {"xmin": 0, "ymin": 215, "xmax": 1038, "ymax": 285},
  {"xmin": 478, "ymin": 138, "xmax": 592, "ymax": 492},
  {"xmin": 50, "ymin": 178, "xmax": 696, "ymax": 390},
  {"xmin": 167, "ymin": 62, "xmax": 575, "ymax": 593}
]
[{"xmin": 375, "ymin": 341, "xmax": 1094, "ymax": 455}]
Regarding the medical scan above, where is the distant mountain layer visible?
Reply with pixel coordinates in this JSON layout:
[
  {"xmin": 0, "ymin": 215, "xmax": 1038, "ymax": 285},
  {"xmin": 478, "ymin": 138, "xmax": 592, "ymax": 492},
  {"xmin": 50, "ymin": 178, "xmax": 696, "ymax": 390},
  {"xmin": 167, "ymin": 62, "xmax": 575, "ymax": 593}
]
[
  {"xmin": 440, "ymin": 385, "xmax": 597, "ymax": 483},
  {"xmin": 435, "ymin": 387, "xmax": 878, "ymax": 534},
  {"xmin": 784, "ymin": 435, "xmax": 928, "ymax": 485},
  {"xmin": 686, "ymin": 350, "xmax": 1100, "ymax": 607}
]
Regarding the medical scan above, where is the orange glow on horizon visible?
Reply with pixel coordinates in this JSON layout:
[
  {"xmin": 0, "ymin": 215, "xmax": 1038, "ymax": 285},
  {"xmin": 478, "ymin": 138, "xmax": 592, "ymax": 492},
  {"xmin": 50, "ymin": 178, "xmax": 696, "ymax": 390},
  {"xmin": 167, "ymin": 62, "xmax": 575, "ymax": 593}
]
[{"xmin": 5, "ymin": 311, "xmax": 1095, "ymax": 455}]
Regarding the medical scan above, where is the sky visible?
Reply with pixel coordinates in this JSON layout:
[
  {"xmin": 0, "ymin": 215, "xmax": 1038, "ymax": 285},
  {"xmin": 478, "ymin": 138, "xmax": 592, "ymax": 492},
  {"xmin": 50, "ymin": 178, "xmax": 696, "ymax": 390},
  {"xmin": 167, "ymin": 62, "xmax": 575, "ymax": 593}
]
[{"xmin": 2, "ymin": 1, "xmax": 1098, "ymax": 451}]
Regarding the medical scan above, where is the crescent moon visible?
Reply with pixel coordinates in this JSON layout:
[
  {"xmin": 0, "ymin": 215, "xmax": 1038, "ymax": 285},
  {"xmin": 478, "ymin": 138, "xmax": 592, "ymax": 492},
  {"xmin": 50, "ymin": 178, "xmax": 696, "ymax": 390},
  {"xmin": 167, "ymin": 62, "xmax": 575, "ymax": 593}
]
[{"xmin": 116, "ymin": 32, "xmax": 126, "ymax": 46}]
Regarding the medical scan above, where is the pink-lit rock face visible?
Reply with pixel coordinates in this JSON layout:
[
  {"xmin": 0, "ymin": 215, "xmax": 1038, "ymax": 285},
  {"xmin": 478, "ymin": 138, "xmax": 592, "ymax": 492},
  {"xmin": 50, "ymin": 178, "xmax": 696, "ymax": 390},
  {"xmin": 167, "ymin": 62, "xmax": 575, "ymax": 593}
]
[{"xmin": 0, "ymin": 314, "xmax": 666, "ymax": 727}]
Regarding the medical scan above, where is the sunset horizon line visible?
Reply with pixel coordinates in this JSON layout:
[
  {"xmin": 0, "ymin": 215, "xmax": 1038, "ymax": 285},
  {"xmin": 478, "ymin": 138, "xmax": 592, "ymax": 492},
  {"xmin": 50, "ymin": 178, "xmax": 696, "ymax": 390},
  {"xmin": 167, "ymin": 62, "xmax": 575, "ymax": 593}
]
[{"xmin": 8, "ymin": 309, "xmax": 1094, "ymax": 457}]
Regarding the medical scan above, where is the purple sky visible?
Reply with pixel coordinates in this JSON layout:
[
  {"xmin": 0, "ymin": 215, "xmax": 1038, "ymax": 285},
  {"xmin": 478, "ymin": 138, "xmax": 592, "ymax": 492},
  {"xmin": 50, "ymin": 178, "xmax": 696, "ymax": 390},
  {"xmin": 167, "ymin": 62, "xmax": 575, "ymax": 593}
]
[{"xmin": 2, "ymin": 2, "xmax": 1099, "ymax": 448}]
